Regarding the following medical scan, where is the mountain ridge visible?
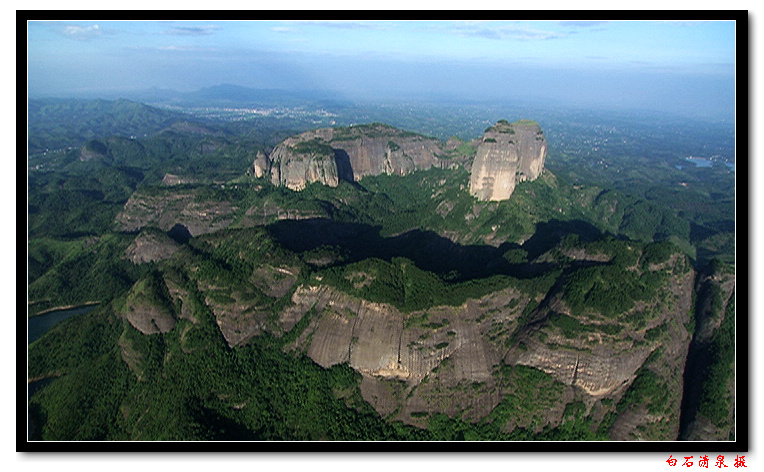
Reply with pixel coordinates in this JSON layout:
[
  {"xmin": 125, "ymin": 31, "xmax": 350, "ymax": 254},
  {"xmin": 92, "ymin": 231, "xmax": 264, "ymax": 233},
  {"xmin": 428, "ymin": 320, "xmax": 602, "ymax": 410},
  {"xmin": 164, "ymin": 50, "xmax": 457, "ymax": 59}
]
[{"xmin": 256, "ymin": 120, "xmax": 546, "ymax": 200}]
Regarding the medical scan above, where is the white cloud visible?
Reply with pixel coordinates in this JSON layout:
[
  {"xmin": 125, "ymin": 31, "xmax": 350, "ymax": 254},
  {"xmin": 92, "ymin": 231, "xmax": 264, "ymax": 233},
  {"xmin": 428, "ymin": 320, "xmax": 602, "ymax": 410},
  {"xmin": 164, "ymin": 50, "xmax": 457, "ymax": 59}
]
[
  {"xmin": 156, "ymin": 45, "xmax": 217, "ymax": 51},
  {"xmin": 61, "ymin": 24, "xmax": 102, "ymax": 40},
  {"xmin": 558, "ymin": 20, "xmax": 610, "ymax": 28},
  {"xmin": 449, "ymin": 23, "xmax": 563, "ymax": 41},
  {"xmin": 304, "ymin": 21, "xmax": 381, "ymax": 30},
  {"xmin": 163, "ymin": 25, "xmax": 220, "ymax": 36}
]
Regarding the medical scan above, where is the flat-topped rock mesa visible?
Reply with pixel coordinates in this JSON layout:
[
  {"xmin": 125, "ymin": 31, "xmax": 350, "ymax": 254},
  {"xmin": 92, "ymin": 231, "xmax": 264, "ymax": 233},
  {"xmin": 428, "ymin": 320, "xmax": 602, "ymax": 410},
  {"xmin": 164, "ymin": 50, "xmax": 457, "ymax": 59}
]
[
  {"xmin": 469, "ymin": 119, "xmax": 547, "ymax": 201},
  {"xmin": 258, "ymin": 120, "xmax": 546, "ymax": 198},
  {"xmin": 261, "ymin": 123, "xmax": 444, "ymax": 190}
]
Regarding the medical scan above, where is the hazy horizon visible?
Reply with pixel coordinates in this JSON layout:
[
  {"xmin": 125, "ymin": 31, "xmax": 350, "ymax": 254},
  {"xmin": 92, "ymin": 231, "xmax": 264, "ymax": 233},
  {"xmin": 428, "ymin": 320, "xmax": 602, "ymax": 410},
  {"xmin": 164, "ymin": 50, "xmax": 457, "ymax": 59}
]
[{"xmin": 27, "ymin": 19, "xmax": 737, "ymax": 120}]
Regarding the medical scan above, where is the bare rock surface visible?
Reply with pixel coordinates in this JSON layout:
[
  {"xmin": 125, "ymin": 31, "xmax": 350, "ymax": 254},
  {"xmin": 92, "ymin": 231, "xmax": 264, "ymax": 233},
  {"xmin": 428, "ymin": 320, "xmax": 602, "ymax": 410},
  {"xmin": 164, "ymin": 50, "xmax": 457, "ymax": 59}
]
[
  {"xmin": 257, "ymin": 120, "xmax": 545, "ymax": 202},
  {"xmin": 161, "ymin": 173, "xmax": 197, "ymax": 186},
  {"xmin": 282, "ymin": 284, "xmax": 533, "ymax": 422},
  {"xmin": 252, "ymin": 150, "xmax": 269, "ymax": 178},
  {"xmin": 116, "ymin": 188, "xmax": 237, "ymax": 236},
  {"xmin": 509, "ymin": 341, "xmax": 651, "ymax": 397},
  {"xmin": 260, "ymin": 123, "xmax": 443, "ymax": 191},
  {"xmin": 273, "ymin": 248, "xmax": 699, "ymax": 433},
  {"xmin": 125, "ymin": 230, "xmax": 181, "ymax": 263},
  {"xmin": 201, "ymin": 282, "xmax": 270, "ymax": 347},
  {"xmin": 269, "ymin": 134, "xmax": 340, "ymax": 190},
  {"xmin": 252, "ymin": 265, "xmax": 299, "ymax": 298},
  {"xmin": 469, "ymin": 120, "xmax": 547, "ymax": 201},
  {"xmin": 122, "ymin": 278, "xmax": 176, "ymax": 335}
]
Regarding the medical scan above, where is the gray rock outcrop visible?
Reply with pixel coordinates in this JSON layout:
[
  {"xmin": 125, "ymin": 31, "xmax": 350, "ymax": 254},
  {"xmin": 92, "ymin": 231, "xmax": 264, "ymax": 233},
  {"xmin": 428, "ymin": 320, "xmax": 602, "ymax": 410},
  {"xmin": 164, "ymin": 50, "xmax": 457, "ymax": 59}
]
[
  {"xmin": 258, "ymin": 123, "xmax": 443, "ymax": 191},
  {"xmin": 270, "ymin": 247, "xmax": 697, "ymax": 432},
  {"xmin": 116, "ymin": 188, "xmax": 237, "ymax": 236},
  {"xmin": 124, "ymin": 229, "xmax": 181, "ymax": 264},
  {"xmin": 469, "ymin": 120, "xmax": 547, "ymax": 201},
  {"xmin": 252, "ymin": 150, "xmax": 269, "ymax": 178},
  {"xmin": 257, "ymin": 120, "xmax": 546, "ymax": 199},
  {"xmin": 269, "ymin": 132, "xmax": 340, "ymax": 190},
  {"xmin": 122, "ymin": 277, "xmax": 176, "ymax": 335}
]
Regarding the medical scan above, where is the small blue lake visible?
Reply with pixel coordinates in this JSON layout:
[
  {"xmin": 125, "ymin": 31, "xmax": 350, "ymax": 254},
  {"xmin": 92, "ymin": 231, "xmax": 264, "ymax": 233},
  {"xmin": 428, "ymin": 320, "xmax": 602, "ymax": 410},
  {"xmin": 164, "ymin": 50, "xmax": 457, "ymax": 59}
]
[
  {"xmin": 28, "ymin": 304, "xmax": 98, "ymax": 440},
  {"xmin": 681, "ymin": 158, "xmax": 735, "ymax": 172},
  {"xmin": 28, "ymin": 304, "xmax": 98, "ymax": 345},
  {"xmin": 685, "ymin": 157, "xmax": 714, "ymax": 168},
  {"xmin": 683, "ymin": 157, "xmax": 735, "ymax": 172}
]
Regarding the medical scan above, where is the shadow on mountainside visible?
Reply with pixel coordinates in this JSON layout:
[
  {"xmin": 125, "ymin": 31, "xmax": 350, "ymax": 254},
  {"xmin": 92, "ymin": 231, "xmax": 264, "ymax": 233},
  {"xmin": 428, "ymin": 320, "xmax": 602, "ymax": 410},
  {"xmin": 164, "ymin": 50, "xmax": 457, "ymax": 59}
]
[
  {"xmin": 268, "ymin": 218, "xmax": 605, "ymax": 282},
  {"xmin": 333, "ymin": 149, "xmax": 355, "ymax": 183},
  {"xmin": 167, "ymin": 223, "xmax": 193, "ymax": 244},
  {"xmin": 521, "ymin": 219, "xmax": 604, "ymax": 260}
]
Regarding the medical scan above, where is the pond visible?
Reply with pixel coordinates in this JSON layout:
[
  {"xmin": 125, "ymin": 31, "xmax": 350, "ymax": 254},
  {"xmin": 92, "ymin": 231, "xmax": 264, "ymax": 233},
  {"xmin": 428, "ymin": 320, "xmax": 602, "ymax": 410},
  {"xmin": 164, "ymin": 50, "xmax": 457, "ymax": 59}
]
[
  {"xmin": 685, "ymin": 157, "xmax": 714, "ymax": 168},
  {"xmin": 27, "ymin": 304, "xmax": 98, "ymax": 440},
  {"xmin": 28, "ymin": 304, "xmax": 98, "ymax": 345},
  {"xmin": 684, "ymin": 157, "xmax": 735, "ymax": 172}
]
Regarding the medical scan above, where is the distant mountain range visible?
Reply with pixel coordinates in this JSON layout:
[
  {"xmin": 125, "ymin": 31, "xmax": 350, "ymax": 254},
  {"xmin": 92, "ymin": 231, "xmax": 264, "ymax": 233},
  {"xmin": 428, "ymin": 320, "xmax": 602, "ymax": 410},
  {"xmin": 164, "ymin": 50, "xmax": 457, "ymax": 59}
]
[
  {"xmin": 27, "ymin": 98, "xmax": 190, "ymax": 155},
  {"xmin": 31, "ymin": 84, "xmax": 355, "ymax": 110}
]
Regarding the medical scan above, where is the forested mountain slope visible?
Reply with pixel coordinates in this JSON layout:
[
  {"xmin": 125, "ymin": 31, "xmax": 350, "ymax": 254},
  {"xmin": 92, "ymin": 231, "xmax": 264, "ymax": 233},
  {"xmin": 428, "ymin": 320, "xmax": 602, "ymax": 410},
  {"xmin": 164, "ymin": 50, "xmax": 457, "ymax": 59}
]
[{"xmin": 27, "ymin": 100, "xmax": 736, "ymax": 442}]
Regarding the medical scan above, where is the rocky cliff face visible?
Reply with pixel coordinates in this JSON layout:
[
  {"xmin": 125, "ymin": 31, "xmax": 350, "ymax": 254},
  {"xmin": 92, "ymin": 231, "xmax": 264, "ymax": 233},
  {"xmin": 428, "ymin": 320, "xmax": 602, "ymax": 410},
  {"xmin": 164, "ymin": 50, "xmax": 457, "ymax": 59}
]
[
  {"xmin": 257, "ymin": 120, "xmax": 545, "ymax": 200},
  {"xmin": 259, "ymin": 123, "xmax": 444, "ymax": 190},
  {"xmin": 279, "ymin": 283, "xmax": 519, "ymax": 422},
  {"xmin": 269, "ymin": 132, "xmax": 340, "ymax": 190},
  {"xmin": 120, "ymin": 275, "xmax": 177, "ymax": 335},
  {"xmin": 116, "ymin": 188, "xmax": 237, "ymax": 237},
  {"xmin": 469, "ymin": 120, "xmax": 547, "ymax": 201},
  {"xmin": 124, "ymin": 229, "xmax": 181, "ymax": 264},
  {"xmin": 679, "ymin": 263, "xmax": 736, "ymax": 441},
  {"xmin": 111, "ymin": 191, "xmax": 732, "ymax": 439},
  {"xmin": 252, "ymin": 150, "xmax": 269, "ymax": 178},
  {"xmin": 269, "ymin": 248, "xmax": 697, "ymax": 434}
]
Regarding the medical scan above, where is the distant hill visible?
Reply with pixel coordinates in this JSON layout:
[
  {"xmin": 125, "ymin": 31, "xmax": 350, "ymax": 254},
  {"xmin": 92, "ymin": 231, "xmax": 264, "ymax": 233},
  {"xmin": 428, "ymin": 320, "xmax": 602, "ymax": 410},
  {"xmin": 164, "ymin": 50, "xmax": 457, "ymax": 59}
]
[
  {"xmin": 27, "ymin": 98, "xmax": 188, "ymax": 154},
  {"xmin": 121, "ymin": 83, "xmax": 353, "ymax": 110}
]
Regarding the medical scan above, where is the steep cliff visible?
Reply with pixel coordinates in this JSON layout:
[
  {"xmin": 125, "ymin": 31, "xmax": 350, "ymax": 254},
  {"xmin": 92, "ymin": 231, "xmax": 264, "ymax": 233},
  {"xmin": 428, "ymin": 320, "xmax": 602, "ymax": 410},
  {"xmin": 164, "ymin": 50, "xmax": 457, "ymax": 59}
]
[
  {"xmin": 679, "ymin": 261, "xmax": 736, "ymax": 441},
  {"xmin": 326, "ymin": 123, "xmax": 443, "ymax": 179},
  {"xmin": 115, "ymin": 187, "xmax": 238, "ymax": 236},
  {"xmin": 269, "ymin": 133, "xmax": 340, "ymax": 191},
  {"xmin": 268, "ymin": 241, "xmax": 699, "ymax": 435},
  {"xmin": 252, "ymin": 150, "xmax": 269, "ymax": 178},
  {"xmin": 259, "ymin": 123, "xmax": 445, "ymax": 190},
  {"xmin": 124, "ymin": 228, "xmax": 181, "ymax": 263},
  {"xmin": 257, "ymin": 120, "xmax": 545, "ymax": 200},
  {"xmin": 119, "ymin": 273, "xmax": 177, "ymax": 335},
  {"xmin": 469, "ymin": 120, "xmax": 547, "ymax": 201}
]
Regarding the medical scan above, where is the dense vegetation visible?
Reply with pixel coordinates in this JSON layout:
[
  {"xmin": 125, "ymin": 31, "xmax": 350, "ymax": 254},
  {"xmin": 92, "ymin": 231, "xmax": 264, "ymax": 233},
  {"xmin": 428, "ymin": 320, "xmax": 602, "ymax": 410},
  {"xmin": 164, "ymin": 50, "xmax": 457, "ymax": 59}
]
[
  {"xmin": 321, "ymin": 257, "xmax": 554, "ymax": 313},
  {"xmin": 696, "ymin": 293, "xmax": 736, "ymax": 430},
  {"xmin": 26, "ymin": 97, "xmax": 736, "ymax": 443},
  {"xmin": 28, "ymin": 98, "xmax": 180, "ymax": 154},
  {"xmin": 26, "ymin": 304, "xmax": 616, "ymax": 441},
  {"xmin": 28, "ymin": 234, "xmax": 144, "ymax": 314}
]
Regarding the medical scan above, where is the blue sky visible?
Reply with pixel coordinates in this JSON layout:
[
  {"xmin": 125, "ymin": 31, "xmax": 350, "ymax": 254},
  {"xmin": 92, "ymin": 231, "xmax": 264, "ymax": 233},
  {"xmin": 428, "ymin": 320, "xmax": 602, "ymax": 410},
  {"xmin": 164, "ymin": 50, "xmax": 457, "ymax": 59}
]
[{"xmin": 26, "ymin": 19, "xmax": 737, "ymax": 118}]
